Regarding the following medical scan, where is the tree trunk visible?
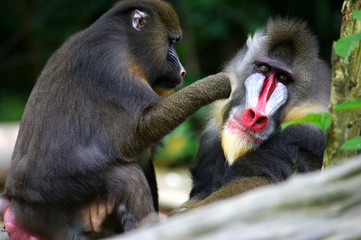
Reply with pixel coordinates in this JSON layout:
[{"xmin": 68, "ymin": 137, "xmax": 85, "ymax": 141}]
[{"xmin": 324, "ymin": 0, "xmax": 361, "ymax": 167}]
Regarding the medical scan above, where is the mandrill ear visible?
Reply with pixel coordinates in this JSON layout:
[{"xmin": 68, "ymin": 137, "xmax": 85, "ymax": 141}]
[{"xmin": 132, "ymin": 10, "xmax": 148, "ymax": 31}]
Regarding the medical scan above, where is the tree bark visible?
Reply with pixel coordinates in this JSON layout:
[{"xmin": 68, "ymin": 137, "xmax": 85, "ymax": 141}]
[{"xmin": 324, "ymin": 0, "xmax": 361, "ymax": 167}]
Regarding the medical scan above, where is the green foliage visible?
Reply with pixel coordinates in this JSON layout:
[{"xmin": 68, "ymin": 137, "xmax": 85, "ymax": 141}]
[
  {"xmin": 335, "ymin": 32, "xmax": 361, "ymax": 60},
  {"xmin": 0, "ymin": 93, "xmax": 26, "ymax": 122},
  {"xmin": 341, "ymin": 136, "xmax": 361, "ymax": 150},
  {"xmin": 281, "ymin": 112, "xmax": 332, "ymax": 135},
  {"xmin": 155, "ymin": 108, "xmax": 208, "ymax": 167},
  {"xmin": 335, "ymin": 10, "xmax": 361, "ymax": 61},
  {"xmin": 155, "ymin": 120, "xmax": 199, "ymax": 167},
  {"xmin": 352, "ymin": 10, "xmax": 361, "ymax": 21},
  {"xmin": 332, "ymin": 98, "xmax": 361, "ymax": 112},
  {"xmin": 281, "ymin": 99, "xmax": 361, "ymax": 151}
]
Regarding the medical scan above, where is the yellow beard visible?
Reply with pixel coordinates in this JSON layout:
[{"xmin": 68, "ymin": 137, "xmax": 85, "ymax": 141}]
[{"xmin": 221, "ymin": 128, "xmax": 257, "ymax": 165}]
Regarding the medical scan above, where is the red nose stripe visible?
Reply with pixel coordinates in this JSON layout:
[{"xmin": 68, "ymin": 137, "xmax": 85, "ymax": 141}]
[
  {"xmin": 240, "ymin": 74, "xmax": 278, "ymax": 132},
  {"xmin": 256, "ymin": 74, "xmax": 279, "ymax": 113}
]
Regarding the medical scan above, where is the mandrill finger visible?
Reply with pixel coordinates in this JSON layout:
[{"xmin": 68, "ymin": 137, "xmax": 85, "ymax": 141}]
[
  {"xmin": 106, "ymin": 197, "xmax": 116, "ymax": 215},
  {"xmin": 90, "ymin": 199, "xmax": 103, "ymax": 233},
  {"xmin": 80, "ymin": 198, "xmax": 117, "ymax": 233},
  {"xmin": 80, "ymin": 205, "xmax": 92, "ymax": 232}
]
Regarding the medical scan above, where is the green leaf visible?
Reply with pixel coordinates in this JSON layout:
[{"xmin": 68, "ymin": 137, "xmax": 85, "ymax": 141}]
[
  {"xmin": 332, "ymin": 99, "xmax": 361, "ymax": 112},
  {"xmin": 335, "ymin": 32, "xmax": 361, "ymax": 60},
  {"xmin": 352, "ymin": 10, "xmax": 361, "ymax": 21},
  {"xmin": 341, "ymin": 136, "xmax": 361, "ymax": 150},
  {"xmin": 281, "ymin": 112, "xmax": 332, "ymax": 133}
]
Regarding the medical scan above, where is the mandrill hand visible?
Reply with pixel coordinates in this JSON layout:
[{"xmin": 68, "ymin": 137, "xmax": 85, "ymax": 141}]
[{"xmin": 80, "ymin": 198, "xmax": 116, "ymax": 233}]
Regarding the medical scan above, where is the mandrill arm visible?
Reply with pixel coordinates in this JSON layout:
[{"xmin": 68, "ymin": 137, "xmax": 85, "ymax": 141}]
[{"xmin": 138, "ymin": 73, "xmax": 231, "ymax": 149}]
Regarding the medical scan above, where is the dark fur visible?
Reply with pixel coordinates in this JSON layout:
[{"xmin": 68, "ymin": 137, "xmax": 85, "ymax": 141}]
[
  {"xmin": 2, "ymin": 0, "xmax": 230, "ymax": 239},
  {"xmin": 190, "ymin": 124, "xmax": 325, "ymax": 200}
]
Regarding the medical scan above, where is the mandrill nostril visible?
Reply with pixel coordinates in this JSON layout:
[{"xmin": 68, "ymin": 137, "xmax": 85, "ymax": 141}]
[
  {"xmin": 181, "ymin": 70, "xmax": 186, "ymax": 78},
  {"xmin": 249, "ymin": 109, "xmax": 255, "ymax": 118},
  {"xmin": 244, "ymin": 108, "xmax": 256, "ymax": 121},
  {"xmin": 256, "ymin": 116, "xmax": 268, "ymax": 124},
  {"xmin": 241, "ymin": 107, "xmax": 269, "ymax": 132}
]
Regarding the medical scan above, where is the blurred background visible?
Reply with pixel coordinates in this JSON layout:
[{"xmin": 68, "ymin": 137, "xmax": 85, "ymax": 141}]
[{"xmin": 0, "ymin": 0, "xmax": 342, "ymax": 209}]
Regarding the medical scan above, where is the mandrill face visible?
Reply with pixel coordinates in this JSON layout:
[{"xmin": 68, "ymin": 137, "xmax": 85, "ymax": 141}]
[{"xmin": 222, "ymin": 62, "xmax": 290, "ymax": 164}]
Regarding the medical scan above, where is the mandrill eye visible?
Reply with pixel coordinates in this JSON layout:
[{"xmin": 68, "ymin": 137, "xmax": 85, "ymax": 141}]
[
  {"xmin": 259, "ymin": 65, "xmax": 270, "ymax": 74},
  {"xmin": 278, "ymin": 73, "xmax": 289, "ymax": 83}
]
